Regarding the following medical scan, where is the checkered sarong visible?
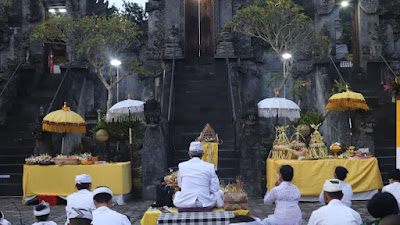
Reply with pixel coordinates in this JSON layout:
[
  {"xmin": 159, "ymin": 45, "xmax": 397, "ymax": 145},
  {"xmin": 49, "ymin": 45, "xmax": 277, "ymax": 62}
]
[{"xmin": 157, "ymin": 211, "xmax": 234, "ymax": 225}]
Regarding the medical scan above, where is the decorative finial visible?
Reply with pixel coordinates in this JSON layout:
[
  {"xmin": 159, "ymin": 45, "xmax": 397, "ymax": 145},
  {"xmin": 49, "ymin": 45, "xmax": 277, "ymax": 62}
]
[
  {"xmin": 128, "ymin": 94, "xmax": 131, "ymax": 99},
  {"xmin": 345, "ymin": 85, "xmax": 349, "ymax": 91},
  {"xmin": 275, "ymin": 90, "xmax": 280, "ymax": 97}
]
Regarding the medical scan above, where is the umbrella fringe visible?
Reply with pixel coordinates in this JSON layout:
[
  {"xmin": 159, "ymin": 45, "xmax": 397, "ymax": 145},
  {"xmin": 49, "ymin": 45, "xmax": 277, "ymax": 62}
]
[
  {"xmin": 42, "ymin": 124, "xmax": 86, "ymax": 133},
  {"xmin": 326, "ymin": 99, "xmax": 370, "ymax": 111},
  {"xmin": 105, "ymin": 112, "xmax": 144, "ymax": 123}
]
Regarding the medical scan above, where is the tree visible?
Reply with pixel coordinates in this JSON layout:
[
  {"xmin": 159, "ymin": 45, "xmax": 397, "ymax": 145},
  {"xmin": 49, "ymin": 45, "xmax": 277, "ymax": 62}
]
[
  {"xmin": 227, "ymin": 0, "xmax": 329, "ymax": 93},
  {"xmin": 121, "ymin": 0, "xmax": 147, "ymax": 31},
  {"xmin": 30, "ymin": 14, "xmax": 145, "ymax": 110}
]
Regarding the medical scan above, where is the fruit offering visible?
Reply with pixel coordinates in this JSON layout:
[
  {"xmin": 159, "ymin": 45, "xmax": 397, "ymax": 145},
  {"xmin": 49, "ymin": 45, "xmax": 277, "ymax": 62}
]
[
  {"xmin": 308, "ymin": 123, "xmax": 328, "ymax": 158},
  {"xmin": 164, "ymin": 171, "xmax": 178, "ymax": 184},
  {"xmin": 25, "ymin": 154, "xmax": 53, "ymax": 165}
]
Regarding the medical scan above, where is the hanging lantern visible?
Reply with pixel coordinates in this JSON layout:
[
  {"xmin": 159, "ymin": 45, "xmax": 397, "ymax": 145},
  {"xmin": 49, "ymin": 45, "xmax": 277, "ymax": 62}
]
[{"xmin": 95, "ymin": 129, "xmax": 109, "ymax": 142}]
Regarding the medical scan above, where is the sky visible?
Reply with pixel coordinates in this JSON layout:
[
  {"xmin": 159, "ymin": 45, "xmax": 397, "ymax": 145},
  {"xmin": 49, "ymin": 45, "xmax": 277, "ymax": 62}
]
[{"xmin": 106, "ymin": 0, "xmax": 147, "ymax": 9}]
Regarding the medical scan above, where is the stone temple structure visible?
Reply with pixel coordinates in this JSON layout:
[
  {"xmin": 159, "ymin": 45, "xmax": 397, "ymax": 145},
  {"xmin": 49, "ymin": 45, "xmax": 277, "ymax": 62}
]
[{"xmin": 0, "ymin": 0, "xmax": 399, "ymax": 197}]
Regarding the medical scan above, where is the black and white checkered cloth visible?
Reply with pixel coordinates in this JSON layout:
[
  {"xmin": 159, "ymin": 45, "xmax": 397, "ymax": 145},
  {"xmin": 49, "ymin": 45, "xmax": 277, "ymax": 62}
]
[{"xmin": 157, "ymin": 211, "xmax": 235, "ymax": 225}]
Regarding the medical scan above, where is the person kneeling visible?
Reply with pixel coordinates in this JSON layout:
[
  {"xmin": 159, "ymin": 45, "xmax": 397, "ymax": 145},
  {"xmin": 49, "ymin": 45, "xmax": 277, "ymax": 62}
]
[
  {"xmin": 262, "ymin": 165, "xmax": 302, "ymax": 225},
  {"xmin": 67, "ymin": 207, "xmax": 92, "ymax": 225},
  {"xmin": 173, "ymin": 142, "xmax": 224, "ymax": 208}
]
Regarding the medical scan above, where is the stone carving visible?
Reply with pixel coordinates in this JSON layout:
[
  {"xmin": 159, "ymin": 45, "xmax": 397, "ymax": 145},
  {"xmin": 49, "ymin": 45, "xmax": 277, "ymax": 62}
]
[
  {"xmin": 145, "ymin": 1, "xmax": 161, "ymax": 13},
  {"xmin": 144, "ymin": 99, "xmax": 161, "ymax": 127},
  {"xmin": 368, "ymin": 22, "xmax": 382, "ymax": 56},
  {"xmin": 164, "ymin": 25, "xmax": 183, "ymax": 59},
  {"xmin": 147, "ymin": 5, "xmax": 165, "ymax": 60},
  {"xmin": 335, "ymin": 20, "xmax": 343, "ymax": 43},
  {"xmin": 360, "ymin": 0, "xmax": 378, "ymax": 14},
  {"xmin": 316, "ymin": 0, "xmax": 335, "ymax": 15},
  {"xmin": 215, "ymin": 32, "xmax": 236, "ymax": 58},
  {"xmin": 27, "ymin": 0, "xmax": 42, "ymax": 22},
  {"xmin": 354, "ymin": 111, "xmax": 375, "ymax": 154}
]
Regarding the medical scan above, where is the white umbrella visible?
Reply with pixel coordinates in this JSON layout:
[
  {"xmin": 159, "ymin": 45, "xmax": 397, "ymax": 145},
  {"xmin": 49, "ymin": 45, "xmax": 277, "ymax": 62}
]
[
  {"xmin": 106, "ymin": 95, "xmax": 144, "ymax": 170},
  {"xmin": 257, "ymin": 96, "xmax": 300, "ymax": 126}
]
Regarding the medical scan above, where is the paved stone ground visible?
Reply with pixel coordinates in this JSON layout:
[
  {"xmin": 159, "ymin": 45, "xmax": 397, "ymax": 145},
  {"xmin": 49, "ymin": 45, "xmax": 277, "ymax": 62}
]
[{"xmin": 0, "ymin": 197, "xmax": 374, "ymax": 225}]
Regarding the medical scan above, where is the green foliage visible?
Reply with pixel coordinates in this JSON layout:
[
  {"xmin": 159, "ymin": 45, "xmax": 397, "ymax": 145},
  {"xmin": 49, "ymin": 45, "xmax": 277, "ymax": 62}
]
[
  {"xmin": 291, "ymin": 110, "xmax": 325, "ymax": 127},
  {"xmin": 91, "ymin": 117, "xmax": 145, "ymax": 143},
  {"xmin": 287, "ymin": 80, "xmax": 310, "ymax": 97},
  {"xmin": 122, "ymin": 1, "xmax": 147, "ymax": 31},
  {"xmin": 30, "ymin": 14, "xmax": 145, "ymax": 110},
  {"xmin": 227, "ymin": 0, "xmax": 329, "ymax": 57},
  {"xmin": 326, "ymin": 79, "xmax": 348, "ymax": 99}
]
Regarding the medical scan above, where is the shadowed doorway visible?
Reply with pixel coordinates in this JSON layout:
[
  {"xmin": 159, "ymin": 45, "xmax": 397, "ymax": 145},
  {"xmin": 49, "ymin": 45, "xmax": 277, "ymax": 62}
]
[{"xmin": 185, "ymin": 0, "xmax": 214, "ymax": 58}]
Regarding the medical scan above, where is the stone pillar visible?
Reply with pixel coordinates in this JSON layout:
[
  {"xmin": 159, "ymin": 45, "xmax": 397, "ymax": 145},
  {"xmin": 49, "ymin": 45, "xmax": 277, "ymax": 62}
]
[{"xmin": 141, "ymin": 100, "xmax": 167, "ymax": 200}]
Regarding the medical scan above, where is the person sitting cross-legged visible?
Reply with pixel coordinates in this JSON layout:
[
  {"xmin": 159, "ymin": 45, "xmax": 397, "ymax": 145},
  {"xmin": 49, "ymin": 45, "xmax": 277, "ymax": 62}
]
[
  {"xmin": 262, "ymin": 165, "xmax": 302, "ymax": 225},
  {"xmin": 32, "ymin": 201, "xmax": 57, "ymax": 225},
  {"xmin": 65, "ymin": 174, "xmax": 96, "ymax": 225},
  {"xmin": 361, "ymin": 192, "xmax": 399, "ymax": 225},
  {"xmin": 67, "ymin": 207, "xmax": 93, "ymax": 225},
  {"xmin": 382, "ymin": 169, "xmax": 400, "ymax": 211},
  {"xmin": 319, "ymin": 166, "xmax": 353, "ymax": 207},
  {"xmin": 308, "ymin": 179, "xmax": 362, "ymax": 225},
  {"xmin": 173, "ymin": 141, "xmax": 224, "ymax": 208}
]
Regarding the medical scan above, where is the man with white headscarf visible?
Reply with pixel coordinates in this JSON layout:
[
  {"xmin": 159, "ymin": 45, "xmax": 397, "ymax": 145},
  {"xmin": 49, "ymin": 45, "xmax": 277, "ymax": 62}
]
[
  {"xmin": 173, "ymin": 141, "xmax": 224, "ymax": 208},
  {"xmin": 91, "ymin": 186, "xmax": 130, "ymax": 225},
  {"xmin": 65, "ymin": 174, "xmax": 96, "ymax": 225},
  {"xmin": 32, "ymin": 201, "xmax": 57, "ymax": 225},
  {"xmin": 308, "ymin": 179, "xmax": 362, "ymax": 225},
  {"xmin": 0, "ymin": 211, "xmax": 11, "ymax": 225}
]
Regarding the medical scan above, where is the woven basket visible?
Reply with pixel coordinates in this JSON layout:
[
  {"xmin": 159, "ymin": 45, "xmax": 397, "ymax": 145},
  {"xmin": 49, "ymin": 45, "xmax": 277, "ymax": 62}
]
[{"xmin": 54, "ymin": 158, "xmax": 79, "ymax": 166}]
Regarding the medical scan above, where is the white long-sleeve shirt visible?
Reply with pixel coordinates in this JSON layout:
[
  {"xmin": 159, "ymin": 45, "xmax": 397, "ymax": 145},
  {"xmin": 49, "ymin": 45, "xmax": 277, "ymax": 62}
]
[
  {"xmin": 308, "ymin": 199, "xmax": 362, "ymax": 225},
  {"xmin": 318, "ymin": 180, "xmax": 353, "ymax": 207},
  {"xmin": 65, "ymin": 189, "xmax": 96, "ymax": 224},
  {"xmin": 262, "ymin": 181, "xmax": 302, "ymax": 225},
  {"xmin": 92, "ymin": 206, "xmax": 130, "ymax": 225},
  {"xmin": 32, "ymin": 222, "xmax": 57, "ymax": 225},
  {"xmin": 382, "ymin": 182, "xmax": 400, "ymax": 210},
  {"xmin": 173, "ymin": 157, "xmax": 222, "ymax": 208},
  {"xmin": 1, "ymin": 218, "xmax": 11, "ymax": 225}
]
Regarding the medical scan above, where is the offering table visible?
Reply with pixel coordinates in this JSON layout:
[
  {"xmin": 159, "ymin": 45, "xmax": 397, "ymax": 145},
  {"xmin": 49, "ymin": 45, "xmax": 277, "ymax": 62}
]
[
  {"xmin": 266, "ymin": 157, "xmax": 383, "ymax": 201},
  {"xmin": 23, "ymin": 162, "xmax": 131, "ymax": 204}
]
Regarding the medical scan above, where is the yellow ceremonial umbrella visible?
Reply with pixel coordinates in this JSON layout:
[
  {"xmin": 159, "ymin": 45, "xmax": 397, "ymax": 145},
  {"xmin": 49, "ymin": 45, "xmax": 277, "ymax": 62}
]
[
  {"xmin": 42, "ymin": 102, "xmax": 86, "ymax": 153},
  {"xmin": 326, "ymin": 86, "xmax": 369, "ymax": 146}
]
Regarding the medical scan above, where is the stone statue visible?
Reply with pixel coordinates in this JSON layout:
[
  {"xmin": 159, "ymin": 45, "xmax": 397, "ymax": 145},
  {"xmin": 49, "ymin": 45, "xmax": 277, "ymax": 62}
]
[
  {"xmin": 316, "ymin": 0, "xmax": 335, "ymax": 15},
  {"xmin": 215, "ymin": 32, "xmax": 236, "ymax": 58},
  {"xmin": 354, "ymin": 111, "xmax": 375, "ymax": 154},
  {"xmin": 368, "ymin": 22, "xmax": 382, "ymax": 57},
  {"xmin": 164, "ymin": 25, "xmax": 183, "ymax": 58},
  {"xmin": 27, "ymin": 0, "xmax": 42, "ymax": 22},
  {"xmin": 144, "ymin": 99, "xmax": 161, "ymax": 127},
  {"xmin": 360, "ymin": 0, "xmax": 378, "ymax": 14}
]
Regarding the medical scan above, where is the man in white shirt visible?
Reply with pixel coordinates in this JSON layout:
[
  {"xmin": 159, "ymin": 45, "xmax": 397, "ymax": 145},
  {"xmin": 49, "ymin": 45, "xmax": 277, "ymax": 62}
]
[
  {"xmin": 65, "ymin": 174, "xmax": 96, "ymax": 224},
  {"xmin": 66, "ymin": 207, "xmax": 92, "ymax": 225},
  {"xmin": 262, "ymin": 165, "xmax": 302, "ymax": 225},
  {"xmin": 32, "ymin": 201, "xmax": 57, "ymax": 225},
  {"xmin": 382, "ymin": 169, "xmax": 400, "ymax": 211},
  {"xmin": 308, "ymin": 179, "xmax": 362, "ymax": 225},
  {"xmin": 173, "ymin": 141, "xmax": 224, "ymax": 208},
  {"xmin": 319, "ymin": 166, "xmax": 353, "ymax": 207},
  {"xmin": 91, "ymin": 187, "xmax": 131, "ymax": 225}
]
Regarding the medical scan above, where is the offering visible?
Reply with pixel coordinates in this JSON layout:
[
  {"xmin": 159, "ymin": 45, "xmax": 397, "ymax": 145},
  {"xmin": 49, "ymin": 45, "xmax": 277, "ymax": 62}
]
[
  {"xmin": 25, "ymin": 154, "xmax": 53, "ymax": 165},
  {"xmin": 308, "ymin": 124, "xmax": 328, "ymax": 159},
  {"xmin": 269, "ymin": 126, "xmax": 295, "ymax": 159},
  {"xmin": 290, "ymin": 126, "xmax": 308, "ymax": 159},
  {"xmin": 164, "ymin": 171, "xmax": 178, "ymax": 185},
  {"xmin": 54, "ymin": 155, "xmax": 79, "ymax": 165},
  {"xmin": 222, "ymin": 178, "xmax": 248, "ymax": 211},
  {"xmin": 330, "ymin": 142, "xmax": 342, "ymax": 158}
]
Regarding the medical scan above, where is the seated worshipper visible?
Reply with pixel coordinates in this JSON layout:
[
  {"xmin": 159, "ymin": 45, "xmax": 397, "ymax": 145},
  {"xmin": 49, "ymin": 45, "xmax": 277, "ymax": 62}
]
[
  {"xmin": 32, "ymin": 201, "xmax": 57, "ymax": 225},
  {"xmin": 91, "ymin": 186, "xmax": 130, "ymax": 225},
  {"xmin": 0, "ymin": 211, "xmax": 11, "ymax": 225},
  {"xmin": 65, "ymin": 175, "xmax": 96, "ymax": 224},
  {"xmin": 173, "ymin": 141, "xmax": 224, "ymax": 208},
  {"xmin": 67, "ymin": 207, "xmax": 92, "ymax": 225},
  {"xmin": 382, "ymin": 169, "xmax": 400, "ymax": 210},
  {"xmin": 262, "ymin": 165, "xmax": 302, "ymax": 225},
  {"xmin": 230, "ymin": 215, "xmax": 262, "ymax": 225},
  {"xmin": 308, "ymin": 179, "xmax": 362, "ymax": 225},
  {"xmin": 319, "ymin": 166, "xmax": 353, "ymax": 207},
  {"xmin": 379, "ymin": 215, "xmax": 400, "ymax": 225},
  {"xmin": 361, "ymin": 192, "xmax": 399, "ymax": 225}
]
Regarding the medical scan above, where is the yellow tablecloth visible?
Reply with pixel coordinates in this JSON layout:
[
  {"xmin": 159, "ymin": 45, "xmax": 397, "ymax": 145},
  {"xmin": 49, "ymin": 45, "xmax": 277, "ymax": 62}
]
[
  {"xmin": 140, "ymin": 207, "xmax": 251, "ymax": 225},
  {"xmin": 266, "ymin": 158, "xmax": 383, "ymax": 196},
  {"xmin": 23, "ymin": 162, "xmax": 132, "ymax": 202}
]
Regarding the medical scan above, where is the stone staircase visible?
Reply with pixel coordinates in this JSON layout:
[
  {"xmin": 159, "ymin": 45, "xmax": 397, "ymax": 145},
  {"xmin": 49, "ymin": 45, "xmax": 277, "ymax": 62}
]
[
  {"xmin": 0, "ymin": 72, "xmax": 61, "ymax": 196},
  {"xmin": 170, "ymin": 58, "xmax": 238, "ymax": 182}
]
